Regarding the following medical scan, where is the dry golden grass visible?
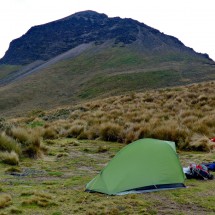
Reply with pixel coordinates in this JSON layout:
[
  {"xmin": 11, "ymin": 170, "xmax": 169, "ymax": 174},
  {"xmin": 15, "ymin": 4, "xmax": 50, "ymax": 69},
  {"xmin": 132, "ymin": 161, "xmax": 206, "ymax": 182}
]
[
  {"xmin": 21, "ymin": 191, "xmax": 54, "ymax": 206},
  {"xmin": 189, "ymin": 134, "xmax": 215, "ymax": 152},
  {"xmin": 9, "ymin": 206, "xmax": 22, "ymax": 214},
  {"xmin": 0, "ymin": 194, "xmax": 12, "ymax": 209},
  {"xmin": 21, "ymin": 193, "xmax": 55, "ymax": 207},
  {"xmin": 0, "ymin": 151, "xmax": 19, "ymax": 165},
  {"xmin": 43, "ymin": 127, "xmax": 58, "ymax": 140},
  {"xmin": 0, "ymin": 127, "xmax": 45, "ymax": 160},
  {"xmin": 9, "ymin": 127, "xmax": 44, "ymax": 158},
  {"xmin": 3, "ymin": 81, "xmax": 215, "ymax": 152},
  {"xmin": 0, "ymin": 134, "xmax": 21, "ymax": 156},
  {"xmin": 97, "ymin": 145, "xmax": 110, "ymax": 153}
]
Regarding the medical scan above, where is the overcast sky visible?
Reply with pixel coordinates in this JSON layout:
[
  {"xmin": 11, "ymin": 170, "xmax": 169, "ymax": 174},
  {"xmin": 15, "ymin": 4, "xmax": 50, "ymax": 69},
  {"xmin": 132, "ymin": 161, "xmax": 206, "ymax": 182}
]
[{"xmin": 0, "ymin": 0, "xmax": 214, "ymax": 60}]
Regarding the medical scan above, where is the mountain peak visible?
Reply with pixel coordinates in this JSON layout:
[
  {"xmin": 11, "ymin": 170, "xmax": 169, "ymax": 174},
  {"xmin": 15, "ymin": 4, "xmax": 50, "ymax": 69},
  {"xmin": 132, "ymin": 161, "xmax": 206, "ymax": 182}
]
[
  {"xmin": 73, "ymin": 10, "xmax": 107, "ymax": 18},
  {"xmin": 0, "ymin": 10, "xmax": 213, "ymax": 65},
  {"xmin": 61, "ymin": 10, "xmax": 108, "ymax": 21}
]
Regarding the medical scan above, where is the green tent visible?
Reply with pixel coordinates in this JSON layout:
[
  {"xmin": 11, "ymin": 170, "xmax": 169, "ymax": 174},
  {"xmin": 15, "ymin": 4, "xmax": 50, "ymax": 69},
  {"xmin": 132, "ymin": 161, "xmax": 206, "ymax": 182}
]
[{"xmin": 86, "ymin": 138, "xmax": 185, "ymax": 195}]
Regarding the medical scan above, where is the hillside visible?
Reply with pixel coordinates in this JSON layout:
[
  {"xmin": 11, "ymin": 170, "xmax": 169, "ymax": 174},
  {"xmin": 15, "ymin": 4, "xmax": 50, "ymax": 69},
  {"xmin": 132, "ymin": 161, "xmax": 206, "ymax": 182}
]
[
  {"xmin": 3, "ymin": 80, "xmax": 215, "ymax": 150},
  {"xmin": 0, "ymin": 79, "xmax": 215, "ymax": 214},
  {"xmin": 0, "ymin": 11, "xmax": 215, "ymax": 116},
  {"xmin": 0, "ymin": 10, "xmax": 212, "ymax": 66}
]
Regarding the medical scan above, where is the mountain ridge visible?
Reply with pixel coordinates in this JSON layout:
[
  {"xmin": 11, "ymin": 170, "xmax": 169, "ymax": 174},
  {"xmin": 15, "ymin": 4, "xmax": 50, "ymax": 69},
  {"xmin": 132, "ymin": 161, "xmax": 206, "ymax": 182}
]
[{"xmin": 0, "ymin": 10, "xmax": 213, "ymax": 65}]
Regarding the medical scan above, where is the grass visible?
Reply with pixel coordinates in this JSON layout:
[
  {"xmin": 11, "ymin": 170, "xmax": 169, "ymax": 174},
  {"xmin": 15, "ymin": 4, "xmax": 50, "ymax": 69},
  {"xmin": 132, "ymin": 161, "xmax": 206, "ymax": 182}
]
[
  {"xmin": 78, "ymin": 69, "xmax": 182, "ymax": 99},
  {"xmin": 0, "ymin": 128, "xmax": 45, "ymax": 160},
  {"xmin": 0, "ymin": 134, "xmax": 21, "ymax": 156},
  {"xmin": 8, "ymin": 127, "xmax": 45, "ymax": 158},
  {"xmin": 0, "ymin": 78, "xmax": 215, "ymax": 213},
  {"xmin": 0, "ymin": 138, "xmax": 215, "ymax": 214},
  {"xmin": 0, "ymin": 194, "xmax": 12, "ymax": 209},
  {"xmin": 6, "ymin": 81, "xmax": 214, "ymax": 151},
  {"xmin": 0, "ymin": 65, "xmax": 21, "ymax": 79},
  {"xmin": 0, "ymin": 151, "xmax": 19, "ymax": 165},
  {"xmin": 1, "ymin": 44, "xmax": 215, "ymax": 117}
]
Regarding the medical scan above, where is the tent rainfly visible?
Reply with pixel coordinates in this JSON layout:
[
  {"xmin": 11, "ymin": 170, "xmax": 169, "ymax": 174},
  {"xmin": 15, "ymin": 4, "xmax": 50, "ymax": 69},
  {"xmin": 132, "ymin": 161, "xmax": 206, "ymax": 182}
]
[{"xmin": 86, "ymin": 138, "xmax": 185, "ymax": 195}]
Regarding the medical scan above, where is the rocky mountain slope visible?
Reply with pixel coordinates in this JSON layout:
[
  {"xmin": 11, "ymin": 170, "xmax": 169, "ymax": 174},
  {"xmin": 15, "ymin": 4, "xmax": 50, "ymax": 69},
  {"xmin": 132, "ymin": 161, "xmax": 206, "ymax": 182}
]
[
  {"xmin": 0, "ymin": 10, "xmax": 215, "ymax": 116},
  {"xmin": 0, "ymin": 10, "xmax": 213, "ymax": 65}
]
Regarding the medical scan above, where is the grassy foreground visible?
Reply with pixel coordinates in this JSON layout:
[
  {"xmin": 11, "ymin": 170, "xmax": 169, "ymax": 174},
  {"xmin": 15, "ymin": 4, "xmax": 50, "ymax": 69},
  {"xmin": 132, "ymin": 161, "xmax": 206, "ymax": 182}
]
[
  {"xmin": 0, "ymin": 138, "xmax": 215, "ymax": 215},
  {"xmin": 0, "ymin": 81, "xmax": 215, "ymax": 214}
]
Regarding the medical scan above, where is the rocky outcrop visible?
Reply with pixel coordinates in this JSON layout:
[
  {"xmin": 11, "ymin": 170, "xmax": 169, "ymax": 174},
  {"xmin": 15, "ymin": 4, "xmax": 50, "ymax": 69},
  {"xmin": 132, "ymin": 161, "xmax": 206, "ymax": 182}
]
[{"xmin": 0, "ymin": 10, "xmax": 212, "ymax": 65}]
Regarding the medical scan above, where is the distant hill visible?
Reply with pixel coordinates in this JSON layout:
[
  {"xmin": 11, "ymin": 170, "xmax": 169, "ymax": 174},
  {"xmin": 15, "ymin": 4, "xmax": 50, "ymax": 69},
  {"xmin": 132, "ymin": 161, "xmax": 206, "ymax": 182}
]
[{"xmin": 0, "ymin": 10, "xmax": 215, "ymax": 116}]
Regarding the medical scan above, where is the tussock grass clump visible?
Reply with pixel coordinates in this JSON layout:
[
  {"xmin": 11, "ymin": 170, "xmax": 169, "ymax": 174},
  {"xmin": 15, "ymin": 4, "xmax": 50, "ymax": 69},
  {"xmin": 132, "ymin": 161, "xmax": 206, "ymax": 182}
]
[
  {"xmin": 0, "ymin": 194, "xmax": 12, "ymax": 208},
  {"xmin": 5, "ymin": 166, "xmax": 22, "ymax": 173},
  {"xmin": 43, "ymin": 127, "xmax": 58, "ymax": 139},
  {"xmin": 0, "ymin": 134, "xmax": 21, "ymax": 156},
  {"xmin": 22, "ymin": 196, "xmax": 50, "ymax": 207},
  {"xmin": 100, "ymin": 123, "xmax": 123, "ymax": 142},
  {"xmin": 20, "ymin": 191, "xmax": 35, "ymax": 196},
  {"xmin": 150, "ymin": 123, "xmax": 189, "ymax": 144},
  {"xmin": 97, "ymin": 145, "xmax": 110, "ymax": 153},
  {"xmin": 9, "ymin": 127, "xmax": 30, "ymax": 143},
  {"xmin": 67, "ymin": 125, "xmax": 85, "ymax": 138},
  {"xmin": 135, "ymin": 124, "xmax": 151, "ymax": 139},
  {"xmin": 189, "ymin": 134, "xmax": 215, "ymax": 152},
  {"xmin": 21, "ymin": 192, "xmax": 55, "ymax": 207},
  {"xmin": 123, "ymin": 124, "xmax": 141, "ymax": 143},
  {"xmin": 5, "ymin": 127, "xmax": 45, "ymax": 158},
  {"xmin": 0, "ymin": 117, "xmax": 12, "ymax": 133},
  {"xmin": 45, "ymin": 140, "xmax": 56, "ymax": 145},
  {"xmin": 0, "ymin": 151, "xmax": 19, "ymax": 165},
  {"xmin": 10, "ymin": 207, "xmax": 22, "ymax": 214},
  {"xmin": 67, "ymin": 140, "xmax": 80, "ymax": 146},
  {"xmin": 5, "ymin": 81, "xmax": 215, "ymax": 151}
]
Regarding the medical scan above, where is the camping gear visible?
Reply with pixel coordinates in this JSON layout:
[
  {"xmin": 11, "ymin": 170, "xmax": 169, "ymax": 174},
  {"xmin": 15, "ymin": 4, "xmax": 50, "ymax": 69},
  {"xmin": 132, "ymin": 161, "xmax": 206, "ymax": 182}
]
[
  {"xmin": 184, "ymin": 164, "xmax": 214, "ymax": 180},
  {"xmin": 211, "ymin": 138, "xmax": 215, "ymax": 142},
  {"xmin": 86, "ymin": 138, "xmax": 185, "ymax": 195},
  {"xmin": 202, "ymin": 162, "xmax": 215, "ymax": 171}
]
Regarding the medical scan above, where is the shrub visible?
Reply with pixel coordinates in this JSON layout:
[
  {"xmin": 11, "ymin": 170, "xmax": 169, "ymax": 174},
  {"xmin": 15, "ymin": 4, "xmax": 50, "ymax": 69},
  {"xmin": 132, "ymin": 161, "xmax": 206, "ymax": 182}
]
[{"xmin": 0, "ymin": 151, "xmax": 19, "ymax": 165}]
